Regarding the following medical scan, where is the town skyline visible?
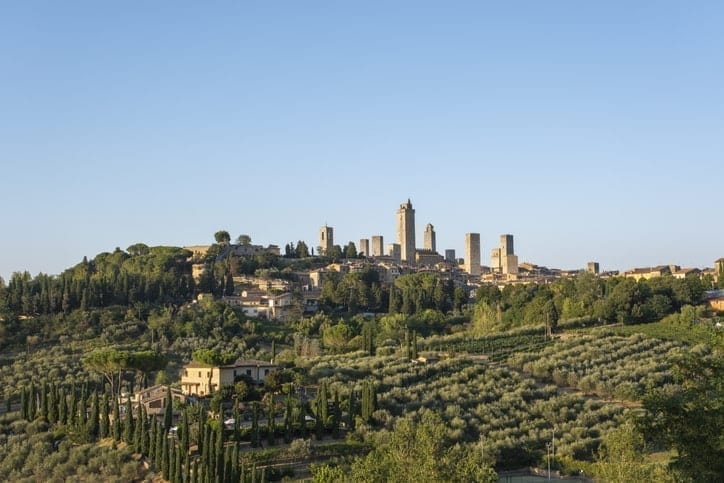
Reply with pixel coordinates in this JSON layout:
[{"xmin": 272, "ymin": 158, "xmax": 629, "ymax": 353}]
[
  {"xmin": 1, "ymin": 194, "xmax": 721, "ymax": 281},
  {"xmin": 2, "ymin": 3, "xmax": 722, "ymax": 279}
]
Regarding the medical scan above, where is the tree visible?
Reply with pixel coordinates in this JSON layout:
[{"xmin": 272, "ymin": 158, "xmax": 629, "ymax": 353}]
[
  {"xmin": 349, "ymin": 410, "xmax": 496, "ymax": 482},
  {"xmin": 236, "ymin": 234, "xmax": 252, "ymax": 246},
  {"xmin": 594, "ymin": 419, "xmax": 673, "ymax": 482},
  {"xmin": 214, "ymin": 230, "xmax": 231, "ymax": 244},
  {"xmin": 164, "ymin": 386, "xmax": 174, "ymax": 433},
  {"xmin": 639, "ymin": 345, "xmax": 724, "ymax": 481}
]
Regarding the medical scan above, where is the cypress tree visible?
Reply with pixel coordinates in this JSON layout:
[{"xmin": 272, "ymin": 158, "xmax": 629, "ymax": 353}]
[
  {"xmin": 412, "ymin": 330, "xmax": 418, "ymax": 359},
  {"xmin": 20, "ymin": 387, "xmax": 27, "ymax": 420},
  {"xmin": 149, "ymin": 417, "xmax": 157, "ymax": 463},
  {"xmin": 271, "ymin": 340, "xmax": 276, "ymax": 363},
  {"xmin": 332, "ymin": 390, "xmax": 341, "ymax": 438},
  {"xmin": 58, "ymin": 387, "xmax": 67, "ymax": 425},
  {"xmin": 134, "ymin": 401, "xmax": 144, "ymax": 452},
  {"xmin": 67, "ymin": 387, "xmax": 77, "ymax": 426},
  {"xmin": 318, "ymin": 382, "xmax": 328, "ymax": 427},
  {"xmin": 100, "ymin": 392, "xmax": 110, "ymax": 439},
  {"xmin": 40, "ymin": 382, "xmax": 48, "ymax": 421},
  {"xmin": 215, "ymin": 425, "xmax": 224, "ymax": 481},
  {"xmin": 123, "ymin": 397, "xmax": 134, "ymax": 445},
  {"xmin": 154, "ymin": 420, "xmax": 164, "ymax": 469},
  {"xmin": 284, "ymin": 393, "xmax": 293, "ymax": 443},
  {"xmin": 183, "ymin": 445, "xmax": 191, "ymax": 483},
  {"xmin": 112, "ymin": 396, "xmax": 121, "ymax": 441},
  {"xmin": 181, "ymin": 408, "xmax": 190, "ymax": 453},
  {"xmin": 267, "ymin": 397, "xmax": 276, "ymax": 446},
  {"xmin": 161, "ymin": 432, "xmax": 170, "ymax": 481},
  {"xmin": 347, "ymin": 389, "xmax": 356, "ymax": 430},
  {"xmin": 78, "ymin": 389, "xmax": 88, "ymax": 428},
  {"xmin": 223, "ymin": 446, "xmax": 232, "ymax": 483},
  {"xmin": 405, "ymin": 329, "xmax": 411, "ymax": 360},
  {"xmin": 48, "ymin": 383, "xmax": 57, "ymax": 424},
  {"xmin": 88, "ymin": 390, "xmax": 100, "ymax": 440},
  {"xmin": 232, "ymin": 443, "xmax": 240, "ymax": 482},
  {"xmin": 28, "ymin": 382, "xmax": 37, "ymax": 420},
  {"xmin": 315, "ymin": 398, "xmax": 323, "ymax": 440},
  {"xmin": 251, "ymin": 403, "xmax": 259, "ymax": 447},
  {"xmin": 164, "ymin": 385, "xmax": 173, "ymax": 433},
  {"xmin": 175, "ymin": 444, "xmax": 183, "ymax": 483}
]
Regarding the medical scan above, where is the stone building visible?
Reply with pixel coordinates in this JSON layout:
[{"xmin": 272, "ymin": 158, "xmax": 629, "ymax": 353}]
[
  {"xmin": 371, "ymin": 236, "xmax": 384, "ymax": 257},
  {"xmin": 319, "ymin": 225, "xmax": 333, "ymax": 256},
  {"xmin": 465, "ymin": 233, "xmax": 481, "ymax": 276},
  {"xmin": 491, "ymin": 234, "xmax": 519, "ymax": 275},
  {"xmin": 396, "ymin": 199, "xmax": 416, "ymax": 264},
  {"xmin": 359, "ymin": 238, "xmax": 370, "ymax": 257},
  {"xmin": 423, "ymin": 223, "xmax": 436, "ymax": 252}
]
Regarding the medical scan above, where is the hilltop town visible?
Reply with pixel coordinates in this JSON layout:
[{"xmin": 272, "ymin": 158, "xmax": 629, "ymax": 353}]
[
  {"xmin": 0, "ymin": 200, "xmax": 722, "ymax": 482},
  {"xmin": 183, "ymin": 199, "xmax": 724, "ymax": 323}
]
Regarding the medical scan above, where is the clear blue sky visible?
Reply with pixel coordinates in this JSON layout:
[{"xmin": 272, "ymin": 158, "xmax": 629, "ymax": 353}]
[{"xmin": 2, "ymin": 1, "xmax": 723, "ymax": 280}]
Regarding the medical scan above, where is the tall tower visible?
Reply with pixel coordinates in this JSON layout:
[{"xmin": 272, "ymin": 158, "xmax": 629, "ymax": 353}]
[
  {"xmin": 371, "ymin": 236, "xmax": 384, "ymax": 257},
  {"xmin": 396, "ymin": 199, "xmax": 416, "ymax": 263},
  {"xmin": 423, "ymin": 223, "xmax": 436, "ymax": 252},
  {"xmin": 319, "ymin": 225, "xmax": 333, "ymax": 256},
  {"xmin": 359, "ymin": 239, "xmax": 370, "ymax": 257},
  {"xmin": 500, "ymin": 234, "xmax": 514, "ymax": 256},
  {"xmin": 465, "ymin": 233, "xmax": 481, "ymax": 276}
]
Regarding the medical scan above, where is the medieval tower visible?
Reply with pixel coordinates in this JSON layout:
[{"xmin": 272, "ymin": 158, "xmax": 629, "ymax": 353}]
[{"xmin": 396, "ymin": 199, "xmax": 416, "ymax": 263}]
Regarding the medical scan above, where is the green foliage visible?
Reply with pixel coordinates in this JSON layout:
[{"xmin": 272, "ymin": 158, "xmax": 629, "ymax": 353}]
[
  {"xmin": 350, "ymin": 410, "xmax": 497, "ymax": 482},
  {"xmin": 639, "ymin": 345, "xmax": 724, "ymax": 481},
  {"xmin": 191, "ymin": 348, "xmax": 236, "ymax": 366},
  {"xmin": 594, "ymin": 419, "xmax": 673, "ymax": 481}
]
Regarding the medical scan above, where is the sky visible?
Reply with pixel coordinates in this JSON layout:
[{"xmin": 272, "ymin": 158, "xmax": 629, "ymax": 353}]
[{"xmin": 1, "ymin": 1, "xmax": 723, "ymax": 280}]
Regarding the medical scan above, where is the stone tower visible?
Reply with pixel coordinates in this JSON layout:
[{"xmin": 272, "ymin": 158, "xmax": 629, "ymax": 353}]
[
  {"xmin": 465, "ymin": 233, "xmax": 481, "ymax": 276},
  {"xmin": 423, "ymin": 223, "xmax": 436, "ymax": 252},
  {"xmin": 371, "ymin": 236, "xmax": 384, "ymax": 257},
  {"xmin": 396, "ymin": 199, "xmax": 416, "ymax": 264},
  {"xmin": 359, "ymin": 239, "xmax": 370, "ymax": 257},
  {"xmin": 319, "ymin": 225, "xmax": 333, "ymax": 256}
]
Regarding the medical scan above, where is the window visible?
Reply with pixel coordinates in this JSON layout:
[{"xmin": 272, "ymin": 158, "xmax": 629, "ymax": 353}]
[
  {"xmin": 246, "ymin": 369, "xmax": 252, "ymax": 376},
  {"xmin": 184, "ymin": 370, "xmax": 188, "ymax": 377},
  {"xmin": 198, "ymin": 371, "xmax": 201, "ymax": 377},
  {"xmin": 264, "ymin": 369, "xmax": 269, "ymax": 375}
]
